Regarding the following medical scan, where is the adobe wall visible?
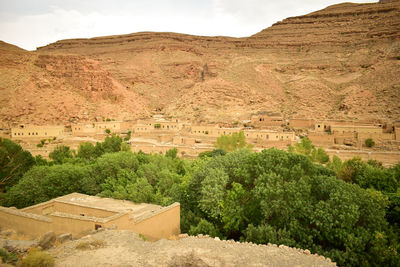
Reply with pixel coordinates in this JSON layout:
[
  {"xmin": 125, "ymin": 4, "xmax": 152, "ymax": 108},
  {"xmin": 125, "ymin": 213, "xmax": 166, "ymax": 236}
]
[
  {"xmin": 0, "ymin": 206, "xmax": 52, "ymax": 238},
  {"xmin": 52, "ymin": 202, "xmax": 117, "ymax": 218},
  {"xmin": 95, "ymin": 121, "xmax": 122, "ymax": 134},
  {"xmin": 314, "ymin": 122, "xmax": 328, "ymax": 132},
  {"xmin": 71, "ymin": 124, "xmax": 97, "ymax": 137},
  {"xmin": 251, "ymin": 116, "xmax": 284, "ymax": 127},
  {"xmin": 129, "ymin": 203, "xmax": 180, "ymax": 241},
  {"xmin": 288, "ymin": 119, "xmax": 314, "ymax": 128},
  {"xmin": 331, "ymin": 125, "xmax": 382, "ymax": 134},
  {"xmin": 173, "ymin": 136, "xmax": 196, "ymax": 146},
  {"xmin": 48, "ymin": 213, "xmax": 103, "ymax": 237},
  {"xmin": 396, "ymin": 127, "xmax": 400, "ymax": 141},
  {"xmin": 358, "ymin": 132, "xmax": 394, "ymax": 141},
  {"xmin": 308, "ymin": 133, "xmax": 335, "ymax": 146},
  {"xmin": 11, "ymin": 125, "xmax": 64, "ymax": 139},
  {"xmin": 158, "ymin": 135, "xmax": 173, "ymax": 144}
]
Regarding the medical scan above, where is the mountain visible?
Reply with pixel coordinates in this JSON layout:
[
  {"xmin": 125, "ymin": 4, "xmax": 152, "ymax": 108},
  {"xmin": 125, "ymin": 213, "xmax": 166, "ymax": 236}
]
[{"xmin": 1, "ymin": 0, "xmax": 399, "ymax": 127}]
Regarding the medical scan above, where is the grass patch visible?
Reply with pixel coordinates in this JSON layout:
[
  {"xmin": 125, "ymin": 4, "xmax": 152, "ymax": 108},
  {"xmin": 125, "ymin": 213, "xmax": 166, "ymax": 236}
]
[
  {"xmin": 20, "ymin": 248, "xmax": 54, "ymax": 267},
  {"xmin": 76, "ymin": 239, "xmax": 106, "ymax": 250}
]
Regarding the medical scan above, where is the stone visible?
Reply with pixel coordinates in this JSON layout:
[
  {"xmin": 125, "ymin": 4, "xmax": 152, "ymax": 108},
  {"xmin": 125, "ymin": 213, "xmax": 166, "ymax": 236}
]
[
  {"xmin": 39, "ymin": 231, "xmax": 56, "ymax": 249},
  {"xmin": 214, "ymin": 237, "xmax": 220, "ymax": 241},
  {"xmin": 2, "ymin": 229, "xmax": 16, "ymax": 237},
  {"xmin": 179, "ymin": 233, "xmax": 189, "ymax": 239},
  {"xmin": 304, "ymin": 249, "xmax": 311, "ymax": 255},
  {"xmin": 57, "ymin": 233, "xmax": 72, "ymax": 243}
]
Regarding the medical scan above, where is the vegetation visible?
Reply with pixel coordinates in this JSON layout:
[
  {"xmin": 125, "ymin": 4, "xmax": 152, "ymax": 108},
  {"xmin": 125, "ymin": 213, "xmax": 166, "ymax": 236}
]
[
  {"xmin": 105, "ymin": 128, "xmax": 111, "ymax": 134},
  {"xmin": 124, "ymin": 130, "xmax": 132, "ymax": 141},
  {"xmin": 215, "ymin": 131, "xmax": 253, "ymax": 152},
  {"xmin": 365, "ymin": 138, "xmax": 375, "ymax": 148},
  {"xmin": 76, "ymin": 239, "xmax": 106, "ymax": 250},
  {"xmin": 289, "ymin": 137, "xmax": 329, "ymax": 164},
  {"xmin": 20, "ymin": 248, "xmax": 54, "ymax": 267},
  {"xmin": 0, "ymin": 137, "xmax": 35, "ymax": 192},
  {"xmin": 1, "ymin": 136, "xmax": 399, "ymax": 266},
  {"xmin": 0, "ymin": 248, "xmax": 18, "ymax": 264}
]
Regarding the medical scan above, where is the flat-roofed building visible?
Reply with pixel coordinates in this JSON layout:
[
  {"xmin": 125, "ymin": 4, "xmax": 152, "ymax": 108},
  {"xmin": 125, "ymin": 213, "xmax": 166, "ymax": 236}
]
[
  {"xmin": 0, "ymin": 193, "xmax": 180, "ymax": 241},
  {"xmin": 11, "ymin": 124, "xmax": 64, "ymax": 139}
]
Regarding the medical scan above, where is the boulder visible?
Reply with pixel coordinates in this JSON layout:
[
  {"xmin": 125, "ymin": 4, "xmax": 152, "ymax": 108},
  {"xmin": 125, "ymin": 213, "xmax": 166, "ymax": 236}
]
[
  {"xmin": 39, "ymin": 231, "xmax": 56, "ymax": 249},
  {"xmin": 57, "ymin": 233, "xmax": 72, "ymax": 243}
]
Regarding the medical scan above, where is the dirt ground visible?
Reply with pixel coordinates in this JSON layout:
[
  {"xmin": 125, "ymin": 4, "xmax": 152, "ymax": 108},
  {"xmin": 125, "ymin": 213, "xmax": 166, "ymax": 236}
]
[{"xmin": 49, "ymin": 230, "xmax": 336, "ymax": 267}]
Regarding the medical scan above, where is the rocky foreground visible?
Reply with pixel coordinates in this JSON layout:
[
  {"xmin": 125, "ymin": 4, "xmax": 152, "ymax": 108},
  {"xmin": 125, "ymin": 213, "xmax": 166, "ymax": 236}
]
[{"xmin": 2, "ymin": 229, "xmax": 336, "ymax": 266}]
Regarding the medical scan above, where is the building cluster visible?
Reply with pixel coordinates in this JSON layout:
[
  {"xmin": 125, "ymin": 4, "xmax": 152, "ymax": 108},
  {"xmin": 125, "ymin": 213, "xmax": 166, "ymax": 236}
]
[{"xmin": 7, "ymin": 114, "xmax": 400, "ymax": 156}]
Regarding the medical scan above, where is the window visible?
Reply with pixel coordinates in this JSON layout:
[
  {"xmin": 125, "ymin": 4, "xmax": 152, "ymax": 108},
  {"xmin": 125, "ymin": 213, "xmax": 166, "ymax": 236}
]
[
  {"xmin": 45, "ymin": 132, "xmax": 47, "ymax": 135},
  {"xmin": 14, "ymin": 133, "xmax": 16, "ymax": 135},
  {"xmin": 36, "ymin": 133, "xmax": 38, "ymax": 135},
  {"xmin": 318, "ymin": 125, "xmax": 321, "ymax": 128},
  {"xmin": 28, "ymin": 133, "xmax": 30, "ymax": 135}
]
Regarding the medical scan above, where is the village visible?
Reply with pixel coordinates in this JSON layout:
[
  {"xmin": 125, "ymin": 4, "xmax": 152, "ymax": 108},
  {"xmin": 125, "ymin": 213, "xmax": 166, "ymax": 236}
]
[{"xmin": 2, "ymin": 112, "xmax": 400, "ymax": 166}]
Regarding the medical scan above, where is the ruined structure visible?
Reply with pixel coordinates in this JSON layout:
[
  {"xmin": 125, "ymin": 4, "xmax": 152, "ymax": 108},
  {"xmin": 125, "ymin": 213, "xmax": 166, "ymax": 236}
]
[{"xmin": 0, "ymin": 193, "xmax": 180, "ymax": 240}]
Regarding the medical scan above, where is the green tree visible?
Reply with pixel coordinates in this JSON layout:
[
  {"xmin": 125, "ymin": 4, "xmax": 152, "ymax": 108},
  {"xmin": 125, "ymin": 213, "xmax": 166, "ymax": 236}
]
[
  {"xmin": 365, "ymin": 138, "xmax": 375, "ymax": 148},
  {"xmin": 215, "ymin": 131, "xmax": 253, "ymax": 152},
  {"xmin": 198, "ymin": 149, "xmax": 227, "ymax": 159},
  {"xmin": 165, "ymin": 148, "xmax": 178, "ymax": 159},
  {"xmin": 3, "ymin": 164, "xmax": 91, "ymax": 208},
  {"xmin": 49, "ymin": 145, "xmax": 73, "ymax": 164},
  {"xmin": 77, "ymin": 142, "xmax": 96, "ymax": 161},
  {"xmin": 0, "ymin": 138, "xmax": 35, "ymax": 192}
]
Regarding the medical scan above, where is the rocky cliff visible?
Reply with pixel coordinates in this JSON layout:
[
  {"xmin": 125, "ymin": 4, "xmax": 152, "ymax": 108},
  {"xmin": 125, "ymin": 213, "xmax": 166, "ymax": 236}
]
[{"xmin": 1, "ymin": 1, "xmax": 399, "ymax": 127}]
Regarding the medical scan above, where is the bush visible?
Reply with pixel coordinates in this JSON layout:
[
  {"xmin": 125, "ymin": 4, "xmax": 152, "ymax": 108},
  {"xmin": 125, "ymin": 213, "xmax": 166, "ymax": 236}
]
[
  {"xmin": 0, "ymin": 248, "xmax": 18, "ymax": 264},
  {"xmin": 105, "ymin": 128, "xmax": 111, "ymax": 134},
  {"xmin": 365, "ymin": 138, "xmax": 375, "ymax": 148},
  {"xmin": 37, "ymin": 143, "xmax": 44, "ymax": 148},
  {"xmin": 20, "ymin": 248, "xmax": 54, "ymax": 267},
  {"xmin": 76, "ymin": 239, "xmax": 106, "ymax": 250}
]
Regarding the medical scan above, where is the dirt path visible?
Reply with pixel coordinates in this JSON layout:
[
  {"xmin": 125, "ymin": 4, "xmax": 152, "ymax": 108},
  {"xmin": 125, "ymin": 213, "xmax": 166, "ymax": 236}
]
[{"xmin": 49, "ymin": 230, "xmax": 335, "ymax": 267}]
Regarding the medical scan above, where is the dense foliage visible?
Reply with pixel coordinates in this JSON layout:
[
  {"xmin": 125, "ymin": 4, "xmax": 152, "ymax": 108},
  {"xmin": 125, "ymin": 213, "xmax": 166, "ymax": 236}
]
[{"xmin": 1, "ymin": 136, "xmax": 399, "ymax": 266}]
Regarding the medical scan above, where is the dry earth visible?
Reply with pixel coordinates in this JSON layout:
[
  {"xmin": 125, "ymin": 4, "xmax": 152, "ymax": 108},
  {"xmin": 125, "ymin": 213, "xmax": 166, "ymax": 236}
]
[
  {"xmin": 48, "ymin": 230, "xmax": 336, "ymax": 267},
  {"xmin": 1, "ymin": 1, "xmax": 400, "ymax": 127}
]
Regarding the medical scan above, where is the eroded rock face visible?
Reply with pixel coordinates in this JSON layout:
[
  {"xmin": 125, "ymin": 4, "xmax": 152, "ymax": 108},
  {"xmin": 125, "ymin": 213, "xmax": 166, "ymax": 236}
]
[{"xmin": 1, "ymin": 1, "xmax": 399, "ymax": 126}]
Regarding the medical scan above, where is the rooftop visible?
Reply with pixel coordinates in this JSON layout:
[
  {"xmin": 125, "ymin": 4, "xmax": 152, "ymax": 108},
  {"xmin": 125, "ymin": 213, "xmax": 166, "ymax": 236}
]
[{"xmin": 54, "ymin": 193, "xmax": 161, "ymax": 214}]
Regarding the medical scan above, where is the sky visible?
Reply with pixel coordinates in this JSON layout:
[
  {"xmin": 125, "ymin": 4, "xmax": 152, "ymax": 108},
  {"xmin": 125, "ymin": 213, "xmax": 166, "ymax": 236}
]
[{"xmin": 0, "ymin": 0, "xmax": 378, "ymax": 51}]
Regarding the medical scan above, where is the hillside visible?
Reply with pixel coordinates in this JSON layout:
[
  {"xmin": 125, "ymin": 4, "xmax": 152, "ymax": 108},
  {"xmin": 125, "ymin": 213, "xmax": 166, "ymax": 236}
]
[{"xmin": 1, "ymin": 0, "xmax": 400, "ymax": 127}]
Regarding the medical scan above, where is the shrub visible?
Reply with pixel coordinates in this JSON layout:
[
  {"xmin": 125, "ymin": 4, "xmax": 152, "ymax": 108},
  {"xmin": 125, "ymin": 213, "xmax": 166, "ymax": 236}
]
[
  {"xmin": 105, "ymin": 129, "xmax": 111, "ymax": 134},
  {"xmin": 20, "ymin": 248, "xmax": 54, "ymax": 267},
  {"xmin": 40, "ymin": 139, "xmax": 46, "ymax": 145},
  {"xmin": 76, "ymin": 239, "xmax": 106, "ymax": 250},
  {"xmin": 397, "ymin": 56, "xmax": 400, "ymax": 60},
  {"xmin": 365, "ymin": 138, "xmax": 375, "ymax": 148},
  {"xmin": 0, "ymin": 248, "xmax": 18, "ymax": 264},
  {"xmin": 37, "ymin": 143, "xmax": 44, "ymax": 148}
]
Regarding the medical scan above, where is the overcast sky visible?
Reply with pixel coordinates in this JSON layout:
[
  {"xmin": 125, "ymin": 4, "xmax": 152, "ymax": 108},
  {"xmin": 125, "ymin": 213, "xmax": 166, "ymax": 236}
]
[{"xmin": 0, "ymin": 0, "xmax": 378, "ymax": 51}]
